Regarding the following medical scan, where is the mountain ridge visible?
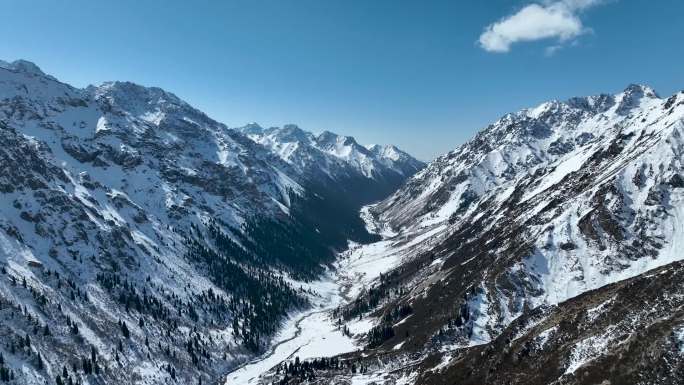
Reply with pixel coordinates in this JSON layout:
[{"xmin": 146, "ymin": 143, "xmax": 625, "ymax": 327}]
[
  {"xmin": 264, "ymin": 83, "xmax": 684, "ymax": 385},
  {"xmin": 0, "ymin": 58, "xmax": 423, "ymax": 385}
]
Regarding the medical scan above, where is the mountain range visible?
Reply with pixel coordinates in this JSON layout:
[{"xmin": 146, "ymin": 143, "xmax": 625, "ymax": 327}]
[{"xmin": 1, "ymin": 58, "xmax": 683, "ymax": 385}]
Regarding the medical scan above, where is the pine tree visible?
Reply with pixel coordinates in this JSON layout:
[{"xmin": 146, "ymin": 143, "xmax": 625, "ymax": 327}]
[
  {"xmin": 91, "ymin": 346, "xmax": 97, "ymax": 364},
  {"xmin": 121, "ymin": 321, "xmax": 130, "ymax": 338}
]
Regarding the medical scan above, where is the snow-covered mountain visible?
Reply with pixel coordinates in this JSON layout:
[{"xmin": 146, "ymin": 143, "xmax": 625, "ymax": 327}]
[
  {"xmin": 0, "ymin": 59, "xmax": 423, "ymax": 385},
  {"xmin": 269, "ymin": 84, "xmax": 684, "ymax": 384},
  {"xmin": 3, "ymin": 56, "xmax": 682, "ymax": 385},
  {"xmin": 238, "ymin": 124, "xmax": 425, "ymax": 204}
]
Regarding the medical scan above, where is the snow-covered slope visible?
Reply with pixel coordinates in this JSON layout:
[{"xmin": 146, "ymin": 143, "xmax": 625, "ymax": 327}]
[
  {"xmin": 0, "ymin": 59, "xmax": 422, "ymax": 385},
  {"xmin": 267, "ymin": 85, "xmax": 684, "ymax": 385},
  {"xmin": 368, "ymin": 83, "xmax": 684, "ymax": 306},
  {"xmin": 374, "ymin": 85, "xmax": 666, "ymax": 230}
]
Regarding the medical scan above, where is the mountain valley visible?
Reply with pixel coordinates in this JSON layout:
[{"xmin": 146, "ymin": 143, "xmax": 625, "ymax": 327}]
[{"xmin": 1, "ymin": 59, "xmax": 683, "ymax": 385}]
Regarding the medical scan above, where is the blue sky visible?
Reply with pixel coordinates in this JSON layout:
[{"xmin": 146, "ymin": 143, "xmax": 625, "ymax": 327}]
[{"xmin": 2, "ymin": 0, "xmax": 683, "ymax": 160}]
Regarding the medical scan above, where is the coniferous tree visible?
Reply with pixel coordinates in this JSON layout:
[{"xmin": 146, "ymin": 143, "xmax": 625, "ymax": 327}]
[
  {"xmin": 91, "ymin": 346, "xmax": 97, "ymax": 364},
  {"xmin": 0, "ymin": 366, "xmax": 10, "ymax": 382},
  {"xmin": 121, "ymin": 321, "xmax": 130, "ymax": 338}
]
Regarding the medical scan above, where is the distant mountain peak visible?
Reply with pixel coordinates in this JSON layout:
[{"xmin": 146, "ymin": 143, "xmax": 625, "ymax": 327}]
[
  {"xmin": 367, "ymin": 143, "xmax": 409, "ymax": 161},
  {"xmin": 276, "ymin": 124, "xmax": 312, "ymax": 141},
  {"xmin": 616, "ymin": 83, "xmax": 659, "ymax": 114},
  {"xmin": 0, "ymin": 58, "xmax": 49, "ymax": 78},
  {"xmin": 91, "ymin": 80, "xmax": 186, "ymax": 108},
  {"xmin": 238, "ymin": 122, "xmax": 266, "ymax": 135},
  {"xmin": 623, "ymin": 83, "xmax": 658, "ymax": 98},
  {"xmin": 239, "ymin": 124, "xmax": 424, "ymax": 183}
]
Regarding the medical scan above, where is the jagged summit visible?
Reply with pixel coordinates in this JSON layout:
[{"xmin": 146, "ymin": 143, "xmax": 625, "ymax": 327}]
[
  {"xmin": 0, "ymin": 58, "xmax": 49, "ymax": 77},
  {"xmin": 522, "ymin": 84, "xmax": 659, "ymax": 120},
  {"xmin": 248, "ymin": 123, "xmax": 314, "ymax": 143},
  {"xmin": 367, "ymin": 143, "xmax": 414, "ymax": 161},
  {"xmin": 622, "ymin": 83, "xmax": 658, "ymax": 98},
  {"xmin": 238, "ymin": 123, "xmax": 425, "ymax": 183},
  {"xmin": 90, "ymin": 81, "xmax": 187, "ymax": 108}
]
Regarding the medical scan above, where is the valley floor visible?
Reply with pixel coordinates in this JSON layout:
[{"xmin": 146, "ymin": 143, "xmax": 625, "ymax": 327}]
[
  {"xmin": 223, "ymin": 272, "xmax": 353, "ymax": 385},
  {"xmin": 223, "ymin": 218, "xmax": 447, "ymax": 385},
  {"xmin": 223, "ymin": 221, "xmax": 419, "ymax": 385}
]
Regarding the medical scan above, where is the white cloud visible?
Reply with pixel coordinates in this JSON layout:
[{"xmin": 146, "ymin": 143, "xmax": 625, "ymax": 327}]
[{"xmin": 479, "ymin": 0, "xmax": 604, "ymax": 53}]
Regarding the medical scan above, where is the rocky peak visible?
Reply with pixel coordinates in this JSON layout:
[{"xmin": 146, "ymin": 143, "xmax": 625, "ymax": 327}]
[
  {"xmin": 90, "ymin": 81, "xmax": 188, "ymax": 115},
  {"xmin": 272, "ymin": 124, "xmax": 314, "ymax": 143},
  {"xmin": 238, "ymin": 122, "xmax": 266, "ymax": 135},
  {"xmin": 316, "ymin": 130, "xmax": 345, "ymax": 145},
  {"xmin": 616, "ymin": 83, "xmax": 660, "ymax": 114},
  {"xmin": 0, "ymin": 59, "xmax": 50, "ymax": 78},
  {"xmin": 623, "ymin": 83, "xmax": 659, "ymax": 98}
]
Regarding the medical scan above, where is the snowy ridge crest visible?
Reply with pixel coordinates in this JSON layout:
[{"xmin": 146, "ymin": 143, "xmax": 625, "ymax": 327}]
[{"xmin": 238, "ymin": 124, "xmax": 425, "ymax": 181}]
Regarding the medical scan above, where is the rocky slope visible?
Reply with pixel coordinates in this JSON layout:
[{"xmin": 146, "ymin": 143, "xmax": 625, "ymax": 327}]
[
  {"xmin": 0, "ymin": 59, "xmax": 422, "ymax": 385},
  {"xmin": 267, "ymin": 85, "xmax": 684, "ymax": 384}
]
